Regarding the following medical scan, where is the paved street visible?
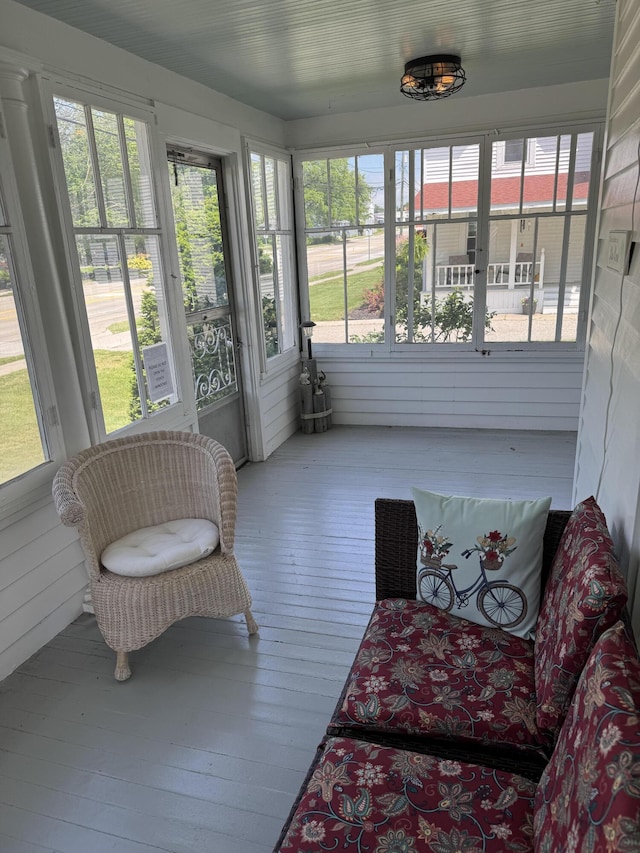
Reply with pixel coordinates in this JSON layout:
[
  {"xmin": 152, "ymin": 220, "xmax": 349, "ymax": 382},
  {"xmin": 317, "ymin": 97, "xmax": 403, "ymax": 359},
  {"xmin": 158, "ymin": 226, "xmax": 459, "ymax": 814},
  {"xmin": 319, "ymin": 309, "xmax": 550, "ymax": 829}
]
[{"xmin": 0, "ymin": 278, "xmax": 148, "ymax": 370}]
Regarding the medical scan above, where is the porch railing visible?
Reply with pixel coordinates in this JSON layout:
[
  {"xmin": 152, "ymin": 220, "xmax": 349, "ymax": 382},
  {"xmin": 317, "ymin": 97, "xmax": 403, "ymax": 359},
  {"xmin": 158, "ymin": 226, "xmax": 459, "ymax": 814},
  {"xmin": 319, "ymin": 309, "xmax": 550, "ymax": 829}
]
[{"xmin": 433, "ymin": 260, "xmax": 543, "ymax": 288}]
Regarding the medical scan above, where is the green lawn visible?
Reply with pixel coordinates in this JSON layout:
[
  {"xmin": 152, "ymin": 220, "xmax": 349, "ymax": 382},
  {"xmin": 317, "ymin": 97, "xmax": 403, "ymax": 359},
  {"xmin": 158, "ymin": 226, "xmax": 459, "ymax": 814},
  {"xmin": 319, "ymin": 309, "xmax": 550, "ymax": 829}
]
[
  {"xmin": 310, "ymin": 265, "xmax": 383, "ymax": 321},
  {"xmin": 96, "ymin": 350, "xmax": 135, "ymax": 434},
  {"xmin": 1, "ymin": 350, "xmax": 133, "ymax": 483}
]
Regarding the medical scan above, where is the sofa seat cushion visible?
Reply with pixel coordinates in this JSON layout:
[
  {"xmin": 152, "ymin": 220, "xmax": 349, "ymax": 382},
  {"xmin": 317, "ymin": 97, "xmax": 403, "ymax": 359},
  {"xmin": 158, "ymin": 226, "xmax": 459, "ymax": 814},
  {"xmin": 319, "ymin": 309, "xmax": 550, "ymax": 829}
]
[
  {"xmin": 534, "ymin": 496, "xmax": 628, "ymax": 740},
  {"xmin": 330, "ymin": 598, "xmax": 550, "ymax": 764},
  {"xmin": 535, "ymin": 621, "xmax": 640, "ymax": 852},
  {"xmin": 276, "ymin": 736, "xmax": 536, "ymax": 853},
  {"xmin": 100, "ymin": 518, "xmax": 220, "ymax": 577}
]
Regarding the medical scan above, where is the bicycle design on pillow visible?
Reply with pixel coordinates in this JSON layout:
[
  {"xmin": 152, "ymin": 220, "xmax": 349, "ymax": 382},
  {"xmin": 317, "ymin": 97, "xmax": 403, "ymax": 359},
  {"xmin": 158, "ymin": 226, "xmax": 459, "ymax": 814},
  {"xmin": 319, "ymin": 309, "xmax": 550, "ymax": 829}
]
[{"xmin": 417, "ymin": 526, "xmax": 527, "ymax": 629}]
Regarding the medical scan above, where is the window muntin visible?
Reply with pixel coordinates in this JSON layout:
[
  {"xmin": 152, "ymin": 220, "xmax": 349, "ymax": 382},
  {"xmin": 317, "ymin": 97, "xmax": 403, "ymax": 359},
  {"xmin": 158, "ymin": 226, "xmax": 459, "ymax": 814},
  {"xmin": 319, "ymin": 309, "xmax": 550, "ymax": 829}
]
[
  {"xmin": 249, "ymin": 149, "xmax": 297, "ymax": 360},
  {"xmin": 301, "ymin": 153, "xmax": 385, "ymax": 344},
  {"xmin": 54, "ymin": 97, "xmax": 178, "ymax": 435}
]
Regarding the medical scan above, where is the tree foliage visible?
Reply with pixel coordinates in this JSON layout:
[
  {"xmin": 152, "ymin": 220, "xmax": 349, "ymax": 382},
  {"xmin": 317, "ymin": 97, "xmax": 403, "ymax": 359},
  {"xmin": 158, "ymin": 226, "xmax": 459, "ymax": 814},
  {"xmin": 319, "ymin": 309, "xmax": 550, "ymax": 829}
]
[
  {"xmin": 170, "ymin": 166, "xmax": 227, "ymax": 313},
  {"xmin": 128, "ymin": 288, "xmax": 163, "ymax": 421},
  {"xmin": 302, "ymin": 159, "xmax": 373, "ymax": 229}
]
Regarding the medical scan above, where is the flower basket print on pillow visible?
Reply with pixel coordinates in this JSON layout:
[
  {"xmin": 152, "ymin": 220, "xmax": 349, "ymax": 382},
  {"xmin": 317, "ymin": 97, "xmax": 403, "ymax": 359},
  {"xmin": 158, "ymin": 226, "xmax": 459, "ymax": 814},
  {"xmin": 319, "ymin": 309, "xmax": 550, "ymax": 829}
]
[
  {"xmin": 419, "ymin": 525, "xmax": 454, "ymax": 569},
  {"xmin": 412, "ymin": 488, "xmax": 552, "ymax": 639},
  {"xmin": 462, "ymin": 529, "xmax": 517, "ymax": 571}
]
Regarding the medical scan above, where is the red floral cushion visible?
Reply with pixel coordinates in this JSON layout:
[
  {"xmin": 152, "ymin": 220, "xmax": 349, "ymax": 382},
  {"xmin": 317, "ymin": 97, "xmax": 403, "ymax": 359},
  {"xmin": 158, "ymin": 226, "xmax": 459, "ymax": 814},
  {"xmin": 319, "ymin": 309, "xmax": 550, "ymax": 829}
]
[
  {"xmin": 277, "ymin": 736, "xmax": 536, "ymax": 853},
  {"xmin": 534, "ymin": 621, "xmax": 640, "ymax": 852},
  {"xmin": 331, "ymin": 598, "xmax": 548, "ymax": 756},
  {"xmin": 534, "ymin": 497, "xmax": 628, "ymax": 739}
]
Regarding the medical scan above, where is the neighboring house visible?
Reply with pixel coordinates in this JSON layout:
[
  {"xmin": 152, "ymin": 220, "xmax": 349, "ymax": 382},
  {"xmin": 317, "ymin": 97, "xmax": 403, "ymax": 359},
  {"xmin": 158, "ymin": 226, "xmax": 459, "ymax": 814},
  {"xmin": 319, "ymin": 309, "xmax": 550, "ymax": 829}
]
[{"xmin": 411, "ymin": 136, "xmax": 593, "ymax": 314}]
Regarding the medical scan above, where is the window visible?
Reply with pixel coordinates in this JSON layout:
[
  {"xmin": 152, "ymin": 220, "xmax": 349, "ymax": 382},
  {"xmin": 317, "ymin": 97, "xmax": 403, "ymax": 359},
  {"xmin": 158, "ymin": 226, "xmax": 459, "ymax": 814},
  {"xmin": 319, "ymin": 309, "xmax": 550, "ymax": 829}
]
[
  {"xmin": 505, "ymin": 139, "xmax": 524, "ymax": 162},
  {"xmin": 487, "ymin": 131, "xmax": 595, "ymax": 343},
  {"xmin": 495, "ymin": 138, "xmax": 536, "ymax": 169},
  {"xmin": 248, "ymin": 146, "xmax": 297, "ymax": 361},
  {"xmin": 299, "ymin": 153, "xmax": 385, "ymax": 344},
  {"xmin": 52, "ymin": 96, "xmax": 179, "ymax": 436},
  {"xmin": 0, "ymin": 156, "xmax": 58, "ymax": 488},
  {"xmin": 394, "ymin": 143, "xmax": 480, "ymax": 344},
  {"xmin": 297, "ymin": 125, "xmax": 598, "ymax": 350}
]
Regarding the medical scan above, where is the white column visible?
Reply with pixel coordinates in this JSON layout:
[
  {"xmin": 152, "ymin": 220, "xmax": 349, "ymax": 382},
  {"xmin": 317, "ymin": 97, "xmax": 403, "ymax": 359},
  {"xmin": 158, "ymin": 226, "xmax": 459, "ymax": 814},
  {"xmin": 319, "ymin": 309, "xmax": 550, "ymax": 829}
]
[
  {"xmin": 508, "ymin": 219, "xmax": 518, "ymax": 289},
  {"xmin": 0, "ymin": 62, "xmax": 90, "ymax": 453}
]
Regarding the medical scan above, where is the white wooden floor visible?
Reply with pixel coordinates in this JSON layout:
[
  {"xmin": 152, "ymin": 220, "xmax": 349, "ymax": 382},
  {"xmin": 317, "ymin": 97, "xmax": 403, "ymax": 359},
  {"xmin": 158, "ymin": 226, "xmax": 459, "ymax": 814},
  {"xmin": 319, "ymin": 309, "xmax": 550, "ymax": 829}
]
[{"xmin": 0, "ymin": 426, "xmax": 576, "ymax": 853}]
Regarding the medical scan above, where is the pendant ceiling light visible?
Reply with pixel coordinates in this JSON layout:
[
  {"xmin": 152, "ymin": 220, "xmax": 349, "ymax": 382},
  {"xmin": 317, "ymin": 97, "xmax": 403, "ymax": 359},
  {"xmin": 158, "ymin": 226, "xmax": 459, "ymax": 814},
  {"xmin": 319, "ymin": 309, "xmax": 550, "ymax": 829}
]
[{"xmin": 400, "ymin": 54, "xmax": 466, "ymax": 101}]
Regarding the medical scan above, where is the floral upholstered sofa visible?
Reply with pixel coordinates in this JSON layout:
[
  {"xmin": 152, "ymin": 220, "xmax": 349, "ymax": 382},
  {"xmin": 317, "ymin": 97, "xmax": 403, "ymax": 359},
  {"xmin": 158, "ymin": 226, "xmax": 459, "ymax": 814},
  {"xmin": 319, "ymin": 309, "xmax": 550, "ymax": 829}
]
[{"xmin": 273, "ymin": 497, "xmax": 639, "ymax": 852}]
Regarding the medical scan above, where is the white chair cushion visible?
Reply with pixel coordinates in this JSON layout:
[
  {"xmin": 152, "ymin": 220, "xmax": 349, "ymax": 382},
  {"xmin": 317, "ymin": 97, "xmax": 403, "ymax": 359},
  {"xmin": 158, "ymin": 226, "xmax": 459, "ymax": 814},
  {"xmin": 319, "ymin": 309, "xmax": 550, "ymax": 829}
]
[{"xmin": 101, "ymin": 518, "xmax": 220, "ymax": 577}]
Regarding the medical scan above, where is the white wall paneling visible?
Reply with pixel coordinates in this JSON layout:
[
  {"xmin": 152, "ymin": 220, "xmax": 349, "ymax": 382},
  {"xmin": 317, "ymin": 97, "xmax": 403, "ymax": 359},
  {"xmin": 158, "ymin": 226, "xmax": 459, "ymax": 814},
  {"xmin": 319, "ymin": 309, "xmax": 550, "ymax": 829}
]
[
  {"xmin": 319, "ymin": 353, "xmax": 584, "ymax": 431},
  {"xmin": 574, "ymin": 0, "xmax": 640, "ymax": 634}
]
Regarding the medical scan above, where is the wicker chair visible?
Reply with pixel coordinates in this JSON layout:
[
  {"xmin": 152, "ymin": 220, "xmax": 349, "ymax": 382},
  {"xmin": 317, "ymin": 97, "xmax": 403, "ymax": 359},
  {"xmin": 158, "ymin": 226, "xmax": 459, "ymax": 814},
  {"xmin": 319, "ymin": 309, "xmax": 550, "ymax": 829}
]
[{"xmin": 52, "ymin": 430, "xmax": 258, "ymax": 681}]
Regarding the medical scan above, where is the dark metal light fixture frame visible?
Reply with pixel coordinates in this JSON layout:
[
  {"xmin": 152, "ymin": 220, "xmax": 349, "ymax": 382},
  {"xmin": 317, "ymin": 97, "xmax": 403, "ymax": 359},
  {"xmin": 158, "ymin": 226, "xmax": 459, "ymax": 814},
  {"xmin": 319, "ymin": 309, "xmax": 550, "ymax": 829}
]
[{"xmin": 400, "ymin": 54, "xmax": 466, "ymax": 101}]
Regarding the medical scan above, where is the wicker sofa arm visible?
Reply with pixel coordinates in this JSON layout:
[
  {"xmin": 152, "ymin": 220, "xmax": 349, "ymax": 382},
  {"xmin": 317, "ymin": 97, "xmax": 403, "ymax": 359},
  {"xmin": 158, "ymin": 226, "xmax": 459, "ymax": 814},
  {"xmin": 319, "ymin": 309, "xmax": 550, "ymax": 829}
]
[{"xmin": 374, "ymin": 498, "xmax": 571, "ymax": 601}]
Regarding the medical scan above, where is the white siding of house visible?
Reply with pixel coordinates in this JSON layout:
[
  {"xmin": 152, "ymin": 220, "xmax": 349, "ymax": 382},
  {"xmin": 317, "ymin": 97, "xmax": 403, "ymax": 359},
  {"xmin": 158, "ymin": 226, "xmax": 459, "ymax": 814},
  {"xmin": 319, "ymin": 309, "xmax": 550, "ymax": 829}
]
[
  {"xmin": 574, "ymin": 0, "xmax": 640, "ymax": 635},
  {"xmin": 322, "ymin": 353, "xmax": 584, "ymax": 430},
  {"xmin": 0, "ymin": 0, "xmax": 289, "ymax": 679}
]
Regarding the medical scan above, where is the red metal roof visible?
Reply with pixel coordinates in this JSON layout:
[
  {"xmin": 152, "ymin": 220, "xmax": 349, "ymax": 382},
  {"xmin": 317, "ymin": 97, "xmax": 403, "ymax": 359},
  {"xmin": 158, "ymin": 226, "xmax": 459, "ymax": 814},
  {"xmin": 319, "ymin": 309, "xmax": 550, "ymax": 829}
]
[{"xmin": 414, "ymin": 172, "xmax": 590, "ymax": 212}]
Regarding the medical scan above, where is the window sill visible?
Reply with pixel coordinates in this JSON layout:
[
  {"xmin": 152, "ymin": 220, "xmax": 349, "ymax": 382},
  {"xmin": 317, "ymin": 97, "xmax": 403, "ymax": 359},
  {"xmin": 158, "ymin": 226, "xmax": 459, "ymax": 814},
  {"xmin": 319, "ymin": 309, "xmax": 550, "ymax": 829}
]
[{"xmin": 259, "ymin": 347, "xmax": 300, "ymax": 384}]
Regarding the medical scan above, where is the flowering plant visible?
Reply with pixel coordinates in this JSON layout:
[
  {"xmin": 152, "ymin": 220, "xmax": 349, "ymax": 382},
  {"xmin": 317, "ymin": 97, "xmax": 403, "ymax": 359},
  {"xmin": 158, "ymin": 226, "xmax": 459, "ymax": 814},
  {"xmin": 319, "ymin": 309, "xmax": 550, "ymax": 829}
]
[
  {"xmin": 463, "ymin": 530, "xmax": 517, "ymax": 569},
  {"xmin": 419, "ymin": 524, "xmax": 453, "ymax": 565}
]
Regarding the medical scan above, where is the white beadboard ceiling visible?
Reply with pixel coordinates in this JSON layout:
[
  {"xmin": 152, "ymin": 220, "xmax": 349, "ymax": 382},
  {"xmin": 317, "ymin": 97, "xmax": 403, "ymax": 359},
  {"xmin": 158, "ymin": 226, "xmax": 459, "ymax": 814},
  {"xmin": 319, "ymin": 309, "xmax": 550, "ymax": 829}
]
[{"xmin": 13, "ymin": 0, "xmax": 616, "ymax": 120}]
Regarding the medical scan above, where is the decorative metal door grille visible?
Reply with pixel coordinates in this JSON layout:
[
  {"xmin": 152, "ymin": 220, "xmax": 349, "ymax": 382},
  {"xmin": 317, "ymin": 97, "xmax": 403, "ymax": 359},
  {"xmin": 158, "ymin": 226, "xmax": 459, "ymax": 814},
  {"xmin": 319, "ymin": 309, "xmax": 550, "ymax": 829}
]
[{"xmin": 187, "ymin": 317, "xmax": 237, "ymax": 408}]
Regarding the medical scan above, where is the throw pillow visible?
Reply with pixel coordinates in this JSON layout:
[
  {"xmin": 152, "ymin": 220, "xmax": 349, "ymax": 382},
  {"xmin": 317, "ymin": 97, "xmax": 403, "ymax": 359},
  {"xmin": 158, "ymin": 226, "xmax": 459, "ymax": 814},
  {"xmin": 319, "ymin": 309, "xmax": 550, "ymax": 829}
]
[
  {"xmin": 411, "ymin": 487, "xmax": 552, "ymax": 638},
  {"xmin": 534, "ymin": 621, "xmax": 640, "ymax": 852},
  {"xmin": 534, "ymin": 496, "xmax": 628, "ymax": 739}
]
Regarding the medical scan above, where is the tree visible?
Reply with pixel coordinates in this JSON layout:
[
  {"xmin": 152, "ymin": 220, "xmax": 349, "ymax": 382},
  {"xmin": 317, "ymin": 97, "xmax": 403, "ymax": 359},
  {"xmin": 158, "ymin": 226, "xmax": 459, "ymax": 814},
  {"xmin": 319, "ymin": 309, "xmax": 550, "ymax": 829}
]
[
  {"xmin": 170, "ymin": 167, "xmax": 226, "ymax": 313},
  {"xmin": 302, "ymin": 159, "xmax": 373, "ymax": 229},
  {"xmin": 128, "ymin": 287, "xmax": 162, "ymax": 421}
]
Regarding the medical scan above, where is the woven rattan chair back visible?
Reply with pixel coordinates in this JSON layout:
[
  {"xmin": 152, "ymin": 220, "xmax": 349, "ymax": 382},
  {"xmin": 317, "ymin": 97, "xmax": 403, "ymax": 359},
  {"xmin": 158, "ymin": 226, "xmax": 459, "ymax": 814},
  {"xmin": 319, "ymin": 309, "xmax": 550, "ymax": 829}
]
[{"xmin": 52, "ymin": 430, "xmax": 257, "ymax": 681}]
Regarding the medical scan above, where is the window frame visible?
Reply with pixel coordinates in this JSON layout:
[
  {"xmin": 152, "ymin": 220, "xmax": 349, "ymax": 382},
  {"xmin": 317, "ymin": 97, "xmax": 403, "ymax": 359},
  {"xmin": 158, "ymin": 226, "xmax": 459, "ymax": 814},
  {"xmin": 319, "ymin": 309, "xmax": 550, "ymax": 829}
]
[
  {"xmin": 245, "ymin": 140, "xmax": 299, "ymax": 374},
  {"xmin": 495, "ymin": 137, "xmax": 536, "ymax": 169},
  {"xmin": 294, "ymin": 120, "xmax": 602, "ymax": 357},
  {"xmin": 0, "ymin": 133, "xmax": 65, "ymax": 509},
  {"xmin": 42, "ymin": 80, "xmax": 193, "ymax": 443}
]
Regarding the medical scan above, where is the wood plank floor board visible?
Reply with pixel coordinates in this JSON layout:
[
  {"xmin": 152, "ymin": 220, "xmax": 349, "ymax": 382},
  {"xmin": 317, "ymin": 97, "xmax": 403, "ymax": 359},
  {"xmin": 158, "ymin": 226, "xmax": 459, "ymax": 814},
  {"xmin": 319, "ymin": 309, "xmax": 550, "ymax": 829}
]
[
  {"xmin": 0, "ymin": 806, "xmax": 168, "ymax": 853},
  {"xmin": 0, "ymin": 682, "xmax": 335, "ymax": 745},
  {"xmin": 0, "ymin": 834, "xmax": 58, "ymax": 853},
  {"xmin": 16, "ymin": 647, "xmax": 348, "ymax": 709},
  {"xmin": 60, "ymin": 617, "xmax": 359, "ymax": 668},
  {"xmin": 0, "ymin": 727, "xmax": 303, "ymax": 796},
  {"xmin": 0, "ymin": 709, "xmax": 313, "ymax": 774},
  {"xmin": 0, "ymin": 727, "xmax": 305, "ymax": 805},
  {"xmin": 30, "ymin": 644, "xmax": 348, "ymax": 694},
  {"xmin": 0, "ymin": 751, "xmax": 291, "ymax": 840},
  {"xmin": 0, "ymin": 775, "xmax": 275, "ymax": 852},
  {"xmin": 47, "ymin": 634, "xmax": 351, "ymax": 685},
  {"xmin": 0, "ymin": 426, "xmax": 576, "ymax": 851}
]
